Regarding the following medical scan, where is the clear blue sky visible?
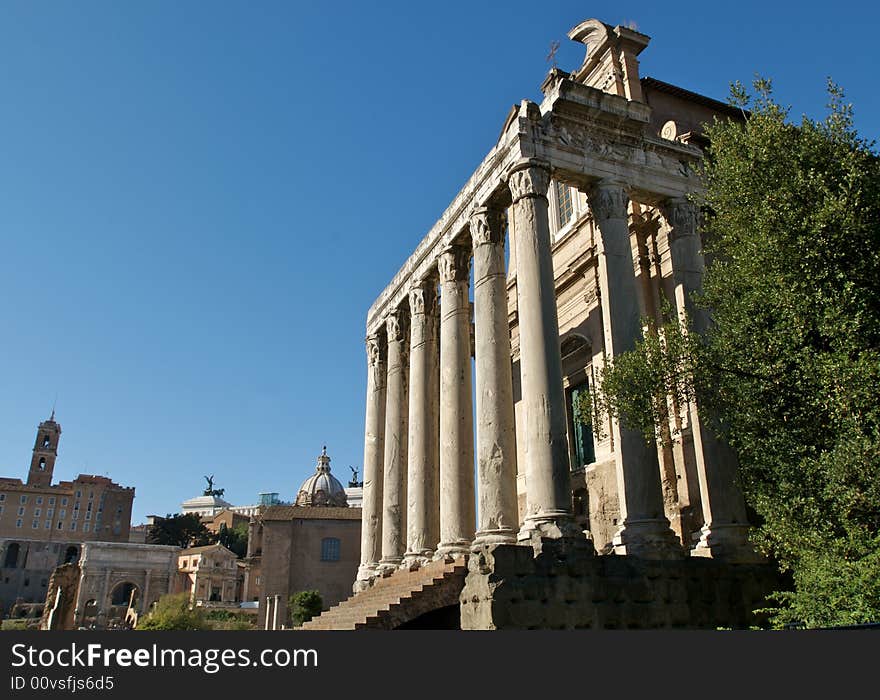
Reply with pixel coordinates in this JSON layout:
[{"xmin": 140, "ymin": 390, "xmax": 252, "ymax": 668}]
[{"xmin": 1, "ymin": 1, "xmax": 878, "ymax": 524}]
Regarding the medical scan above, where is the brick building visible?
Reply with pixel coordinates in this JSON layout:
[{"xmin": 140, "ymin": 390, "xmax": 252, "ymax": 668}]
[{"xmin": 0, "ymin": 414, "xmax": 135, "ymax": 616}]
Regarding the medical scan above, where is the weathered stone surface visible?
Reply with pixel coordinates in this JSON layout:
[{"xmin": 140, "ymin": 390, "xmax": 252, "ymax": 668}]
[{"xmin": 460, "ymin": 543, "xmax": 779, "ymax": 630}]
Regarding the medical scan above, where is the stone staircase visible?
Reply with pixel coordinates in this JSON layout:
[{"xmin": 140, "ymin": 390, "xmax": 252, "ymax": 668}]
[{"xmin": 299, "ymin": 557, "xmax": 468, "ymax": 630}]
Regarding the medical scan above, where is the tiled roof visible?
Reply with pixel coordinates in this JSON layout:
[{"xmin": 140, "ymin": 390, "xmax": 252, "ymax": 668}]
[{"xmin": 262, "ymin": 505, "xmax": 361, "ymax": 521}]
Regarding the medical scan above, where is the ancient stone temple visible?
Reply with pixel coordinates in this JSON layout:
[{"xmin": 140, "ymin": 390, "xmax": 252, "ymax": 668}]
[{"xmin": 304, "ymin": 18, "xmax": 778, "ymax": 630}]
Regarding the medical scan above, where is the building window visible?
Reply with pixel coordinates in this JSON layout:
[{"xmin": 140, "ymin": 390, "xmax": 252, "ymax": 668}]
[
  {"xmin": 75, "ymin": 490, "xmax": 81, "ymax": 498},
  {"xmin": 36, "ymin": 496, "xmax": 43, "ymax": 505},
  {"xmin": 61, "ymin": 498, "xmax": 67, "ymax": 506},
  {"xmin": 38, "ymin": 457, "xmax": 46, "ymax": 471},
  {"xmin": 17, "ymin": 506, "xmax": 24, "ymax": 517},
  {"xmin": 44, "ymin": 520, "xmax": 51, "ymax": 529},
  {"xmin": 48, "ymin": 497, "xmax": 55, "ymax": 506},
  {"xmin": 83, "ymin": 523, "xmax": 90, "ymax": 533},
  {"xmin": 70, "ymin": 522, "xmax": 77, "ymax": 531},
  {"xmin": 57, "ymin": 522, "xmax": 63, "ymax": 530},
  {"xmin": 16, "ymin": 519, "xmax": 22, "ymax": 528},
  {"xmin": 0, "ymin": 505, "xmax": 3, "ymax": 515},
  {"xmin": 47, "ymin": 508, "xmax": 54, "ymax": 518},
  {"xmin": 59, "ymin": 509, "xmax": 66, "ymax": 519},
  {"xmin": 321, "ymin": 537, "xmax": 341, "ymax": 562},
  {"xmin": 34, "ymin": 508, "xmax": 40, "ymax": 517},
  {"xmin": 42, "ymin": 434, "xmax": 50, "ymax": 448},
  {"xmin": 85, "ymin": 512, "xmax": 91, "ymax": 520},
  {"xmin": 20, "ymin": 495, "xmax": 27, "ymax": 505},
  {"xmin": 568, "ymin": 380, "xmax": 596, "ymax": 469},
  {"xmin": 32, "ymin": 520, "xmax": 39, "ymax": 529},
  {"xmin": 554, "ymin": 180, "xmax": 574, "ymax": 228}
]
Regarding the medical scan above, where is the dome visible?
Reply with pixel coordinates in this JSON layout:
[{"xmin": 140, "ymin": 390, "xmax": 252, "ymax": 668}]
[{"xmin": 295, "ymin": 446, "xmax": 348, "ymax": 507}]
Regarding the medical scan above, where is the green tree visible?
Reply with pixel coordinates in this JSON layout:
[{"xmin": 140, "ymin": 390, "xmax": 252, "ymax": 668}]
[
  {"xmin": 218, "ymin": 522, "xmax": 249, "ymax": 558},
  {"xmin": 147, "ymin": 513, "xmax": 213, "ymax": 548},
  {"xmin": 595, "ymin": 78, "xmax": 880, "ymax": 627},
  {"xmin": 136, "ymin": 592, "xmax": 208, "ymax": 630},
  {"xmin": 288, "ymin": 590, "xmax": 323, "ymax": 627}
]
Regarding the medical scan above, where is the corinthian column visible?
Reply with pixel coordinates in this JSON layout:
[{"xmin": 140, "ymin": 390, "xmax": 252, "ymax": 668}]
[
  {"xmin": 356, "ymin": 333, "xmax": 386, "ymax": 587},
  {"xmin": 470, "ymin": 207, "xmax": 518, "ymax": 546},
  {"xmin": 507, "ymin": 161, "xmax": 581, "ymax": 544},
  {"xmin": 588, "ymin": 181, "xmax": 679, "ymax": 558},
  {"xmin": 404, "ymin": 278, "xmax": 440, "ymax": 565},
  {"xmin": 436, "ymin": 245, "xmax": 475, "ymax": 557},
  {"xmin": 662, "ymin": 198, "xmax": 758, "ymax": 562},
  {"xmin": 379, "ymin": 310, "xmax": 409, "ymax": 571}
]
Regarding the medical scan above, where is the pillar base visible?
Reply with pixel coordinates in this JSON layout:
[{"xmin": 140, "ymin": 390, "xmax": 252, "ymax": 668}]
[
  {"xmin": 376, "ymin": 557, "xmax": 402, "ymax": 576},
  {"xmin": 435, "ymin": 541, "xmax": 471, "ymax": 560},
  {"xmin": 517, "ymin": 511, "xmax": 584, "ymax": 543},
  {"xmin": 690, "ymin": 523, "xmax": 763, "ymax": 563},
  {"xmin": 354, "ymin": 563, "xmax": 378, "ymax": 590},
  {"xmin": 402, "ymin": 551, "xmax": 433, "ymax": 569},
  {"xmin": 472, "ymin": 528, "xmax": 518, "ymax": 549},
  {"xmin": 612, "ymin": 518, "xmax": 683, "ymax": 560}
]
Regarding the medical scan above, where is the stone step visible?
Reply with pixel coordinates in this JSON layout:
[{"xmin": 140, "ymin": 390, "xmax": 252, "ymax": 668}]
[{"xmin": 300, "ymin": 559, "xmax": 467, "ymax": 630}]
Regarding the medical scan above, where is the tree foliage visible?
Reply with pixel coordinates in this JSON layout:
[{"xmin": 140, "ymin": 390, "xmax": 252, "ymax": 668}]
[
  {"xmin": 136, "ymin": 592, "xmax": 208, "ymax": 631},
  {"xmin": 147, "ymin": 513, "xmax": 213, "ymax": 549},
  {"xmin": 596, "ymin": 78, "xmax": 880, "ymax": 627},
  {"xmin": 218, "ymin": 522, "xmax": 249, "ymax": 558},
  {"xmin": 288, "ymin": 590, "xmax": 323, "ymax": 627}
]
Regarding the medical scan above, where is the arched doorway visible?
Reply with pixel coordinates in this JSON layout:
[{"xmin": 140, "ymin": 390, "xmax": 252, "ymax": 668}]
[
  {"xmin": 110, "ymin": 581, "xmax": 139, "ymax": 607},
  {"xmin": 64, "ymin": 546, "xmax": 79, "ymax": 564},
  {"xmin": 3, "ymin": 542, "xmax": 21, "ymax": 568}
]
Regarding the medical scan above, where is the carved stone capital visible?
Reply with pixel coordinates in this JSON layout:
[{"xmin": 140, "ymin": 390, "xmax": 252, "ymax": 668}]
[
  {"xmin": 469, "ymin": 207, "xmax": 505, "ymax": 248},
  {"xmin": 438, "ymin": 245, "xmax": 471, "ymax": 284},
  {"xmin": 507, "ymin": 164, "xmax": 550, "ymax": 203},
  {"xmin": 662, "ymin": 198, "xmax": 699, "ymax": 241},
  {"xmin": 385, "ymin": 310, "xmax": 408, "ymax": 344},
  {"xmin": 408, "ymin": 279, "xmax": 438, "ymax": 317},
  {"xmin": 366, "ymin": 333, "xmax": 386, "ymax": 368},
  {"xmin": 588, "ymin": 182, "xmax": 629, "ymax": 221}
]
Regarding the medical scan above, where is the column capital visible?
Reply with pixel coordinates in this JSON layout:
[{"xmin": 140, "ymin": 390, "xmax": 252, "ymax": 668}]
[
  {"xmin": 588, "ymin": 181, "xmax": 630, "ymax": 221},
  {"xmin": 385, "ymin": 309, "xmax": 409, "ymax": 344},
  {"xmin": 507, "ymin": 161, "xmax": 550, "ymax": 203},
  {"xmin": 661, "ymin": 198, "xmax": 699, "ymax": 241},
  {"xmin": 469, "ymin": 207, "xmax": 505, "ymax": 248},
  {"xmin": 365, "ymin": 333, "xmax": 386, "ymax": 367},
  {"xmin": 438, "ymin": 245, "xmax": 470, "ymax": 284},
  {"xmin": 408, "ymin": 278, "xmax": 438, "ymax": 317}
]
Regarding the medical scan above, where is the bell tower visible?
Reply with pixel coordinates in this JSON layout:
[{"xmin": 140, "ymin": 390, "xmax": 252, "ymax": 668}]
[{"xmin": 27, "ymin": 411, "xmax": 61, "ymax": 487}]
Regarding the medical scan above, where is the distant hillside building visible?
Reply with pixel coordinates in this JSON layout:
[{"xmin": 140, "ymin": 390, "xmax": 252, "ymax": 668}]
[{"xmin": 0, "ymin": 415, "xmax": 135, "ymax": 616}]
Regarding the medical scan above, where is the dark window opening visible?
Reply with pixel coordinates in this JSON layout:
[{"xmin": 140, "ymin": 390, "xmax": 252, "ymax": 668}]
[
  {"xmin": 321, "ymin": 537, "xmax": 340, "ymax": 562},
  {"xmin": 569, "ymin": 380, "xmax": 596, "ymax": 469}
]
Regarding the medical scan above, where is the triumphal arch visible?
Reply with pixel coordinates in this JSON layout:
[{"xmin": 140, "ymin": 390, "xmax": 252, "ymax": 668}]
[{"xmin": 304, "ymin": 18, "xmax": 778, "ymax": 630}]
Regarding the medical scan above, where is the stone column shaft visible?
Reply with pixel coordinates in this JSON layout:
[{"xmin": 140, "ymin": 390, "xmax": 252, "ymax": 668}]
[
  {"xmin": 380, "ymin": 310, "xmax": 408, "ymax": 569},
  {"xmin": 508, "ymin": 162, "xmax": 580, "ymax": 543},
  {"xmin": 356, "ymin": 333, "xmax": 386, "ymax": 585},
  {"xmin": 663, "ymin": 199, "xmax": 757, "ymax": 562},
  {"xmin": 589, "ymin": 181, "xmax": 679, "ymax": 558},
  {"xmin": 404, "ymin": 279, "xmax": 440, "ymax": 564},
  {"xmin": 471, "ymin": 207, "xmax": 518, "ymax": 546},
  {"xmin": 436, "ymin": 245, "xmax": 476, "ymax": 557}
]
